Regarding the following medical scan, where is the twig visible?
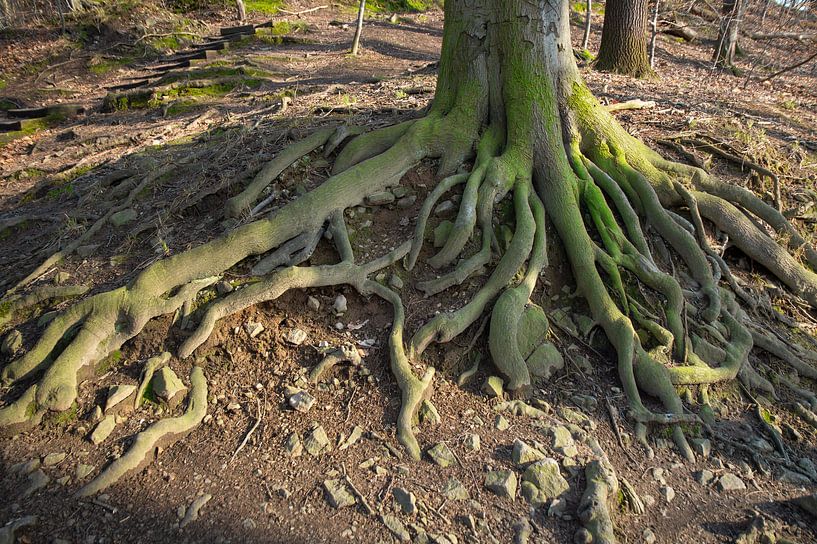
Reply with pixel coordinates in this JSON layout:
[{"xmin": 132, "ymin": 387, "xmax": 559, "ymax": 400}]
[
  {"xmin": 278, "ymin": 5, "xmax": 328, "ymax": 17},
  {"xmin": 230, "ymin": 396, "xmax": 263, "ymax": 462},
  {"xmin": 604, "ymin": 396, "xmax": 636, "ymax": 463}
]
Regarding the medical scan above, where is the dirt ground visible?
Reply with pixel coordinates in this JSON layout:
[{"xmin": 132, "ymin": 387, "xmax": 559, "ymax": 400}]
[{"xmin": 1, "ymin": 1, "xmax": 817, "ymax": 543}]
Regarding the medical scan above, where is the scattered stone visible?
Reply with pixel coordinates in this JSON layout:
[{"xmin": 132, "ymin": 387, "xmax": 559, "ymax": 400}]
[
  {"xmin": 512, "ymin": 439, "xmax": 546, "ymax": 466},
  {"xmin": 109, "ymin": 208, "xmax": 137, "ymax": 227},
  {"xmin": 643, "ymin": 528, "xmax": 657, "ymax": 544},
  {"xmin": 464, "ymin": 433, "xmax": 480, "ymax": 451},
  {"xmin": 442, "ymin": 478, "xmax": 470, "ymax": 501},
  {"xmin": 75, "ymin": 464, "xmax": 94, "ymax": 480},
  {"xmin": 54, "ymin": 271, "xmax": 71, "ymax": 284},
  {"xmin": 152, "ymin": 367, "xmax": 187, "ymax": 406},
  {"xmin": 661, "ymin": 485, "xmax": 676, "ymax": 503},
  {"xmin": 570, "ymin": 394, "xmax": 598, "ymax": 412},
  {"xmin": 434, "ymin": 200, "xmax": 455, "ymax": 217},
  {"xmin": 798, "ymin": 458, "xmax": 817, "ymax": 480},
  {"xmin": 180, "ymin": 494, "xmax": 212, "ymax": 528},
  {"xmin": 42, "ymin": 452, "xmax": 66, "ymax": 467},
  {"xmin": 242, "ymin": 518, "xmax": 256, "ymax": 530},
  {"xmin": 90, "ymin": 416, "xmax": 116, "ymax": 445},
  {"xmin": 333, "ymin": 294, "xmax": 347, "ymax": 315},
  {"xmin": 303, "ymin": 425, "xmax": 331, "ymax": 456},
  {"xmin": 216, "ymin": 280, "xmax": 233, "ymax": 295},
  {"xmin": 522, "ymin": 459, "xmax": 569, "ymax": 504},
  {"xmin": 56, "ymin": 475, "xmax": 70, "ymax": 486},
  {"xmin": 574, "ymin": 528, "xmax": 592, "ymax": 544},
  {"xmin": 418, "ymin": 400, "xmax": 441, "ymax": 425},
  {"xmin": 381, "ymin": 514, "xmax": 410, "ymax": 542},
  {"xmin": 494, "ymin": 414, "xmax": 510, "ymax": 430},
  {"xmin": 1, "ymin": 329, "xmax": 23, "ymax": 355},
  {"xmin": 389, "ymin": 274, "xmax": 404, "ymax": 290},
  {"xmin": 105, "ymin": 384, "xmax": 136, "ymax": 412},
  {"xmin": 396, "ymin": 195, "xmax": 416, "ymax": 208},
  {"xmin": 548, "ymin": 497, "xmax": 567, "ymax": 517},
  {"xmin": 557, "ymin": 406, "xmax": 595, "ymax": 430},
  {"xmin": 393, "ymin": 488, "xmax": 417, "ymax": 515},
  {"xmin": 694, "ymin": 469, "xmax": 715, "ymax": 486},
  {"xmin": 285, "ymin": 432, "xmax": 302, "ymax": 457},
  {"xmin": 793, "ymin": 493, "xmax": 817, "ymax": 519},
  {"xmin": 339, "ymin": 425, "xmax": 364, "ymax": 450},
  {"xmin": 91, "ymin": 405, "xmax": 103, "ymax": 422},
  {"xmin": 324, "ymin": 479, "xmax": 356, "ymax": 508},
  {"xmin": 749, "ymin": 436, "xmax": 774, "ymax": 453},
  {"xmin": 287, "ymin": 389, "xmax": 316, "ymax": 413},
  {"xmin": 427, "ymin": 442, "xmax": 456, "ymax": 468},
  {"xmin": 367, "ymin": 191, "xmax": 395, "ymax": 206},
  {"xmin": 19, "ymin": 459, "xmax": 40, "ymax": 475},
  {"xmin": 689, "ymin": 438, "xmax": 711, "ymax": 459},
  {"xmin": 22, "ymin": 469, "xmax": 50, "ymax": 498},
  {"xmin": 307, "ymin": 296, "xmax": 321, "ymax": 310},
  {"xmin": 482, "ymin": 376, "xmax": 504, "ymax": 399},
  {"xmin": 717, "ymin": 473, "xmax": 746, "ymax": 491},
  {"xmin": 777, "ymin": 468, "xmax": 812, "ymax": 485},
  {"xmin": 245, "ymin": 321, "xmax": 264, "ymax": 338},
  {"xmin": 547, "ymin": 425, "xmax": 578, "ymax": 457},
  {"xmin": 433, "ymin": 220, "xmax": 453, "ymax": 248},
  {"xmin": 484, "ymin": 470, "xmax": 517, "ymax": 499},
  {"xmin": 284, "ymin": 328, "xmax": 308, "ymax": 346}
]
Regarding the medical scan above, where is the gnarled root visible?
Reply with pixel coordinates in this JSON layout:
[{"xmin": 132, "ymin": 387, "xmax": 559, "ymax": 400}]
[
  {"xmin": 310, "ymin": 344, "xmax": 362, "ymax": 383},
  {"xmin": 578, "ymin": 460, "xmax": 619, "ymax": 544},
  {"xmin": 77, "ymin": 365, "xmax": 208, "ymax": 497}
]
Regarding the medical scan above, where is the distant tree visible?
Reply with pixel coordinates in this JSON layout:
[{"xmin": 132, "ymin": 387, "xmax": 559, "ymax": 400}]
[
  {"xmin": 714, "ymin": 0, "xmax": 746, "ymax": 68},
  {"xmin": 595, "ymin": 0, "xmax": 653, "ymax": 77}
]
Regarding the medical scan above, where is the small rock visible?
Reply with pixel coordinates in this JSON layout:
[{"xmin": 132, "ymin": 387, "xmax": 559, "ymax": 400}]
[
  {"xmin": 285, "ymin": 432, "xmax": 302, "ymax": 457},
  {"xmin": 90, "ymin": 416, "xmax": 116, "ymax": 445},
  {"xmin": 717, "ymin": 473, "xmax": 746, "ymax": 491},
  {"xmin": 777, "ymin": 468, "xmax": 812, "ymax": 485},
  {"xmin": 547, "ymin": 425, "xmax": 578, "ymax": 457},
  {"xmin": 245, "ymin": 321, "xmax": 264, "ymax": 338},
  {"xmin": 105, "ymin": 384, "xmax": 136, "ymax": 412},
  {"xmin": 284, "ymin": 328, "xmax": 308, "ymax": 346},
  {"xmin": 381, "ymin": 514, "xmax": 410, "ymax": 542},
  {"xmin": 522, "ymin": 459, "xmax": 569, "ymax": 501},
  {"xmin": 367, "ymin": 191, "xmax": 395, "ymax": 206},
  {"xmin": 464, "ymin": 433, "xmax": 480, "ymax": 451},
  {"xmin": 434, "ymin": 200, "xmax": 455, "ymax": 217},
  {"xmin": 54, "ymin": 271, "xmax": 71, "ymax": 284},
  {"xmin": 109, "ymin": 208, "xmax": 137, "ymax": 227},
  {"xmin": 442, "ymin": 478, "xmax": 470, "ymax": 501},
  {"xmin": 287, "ymin": 390, "xmax": 316, "ymax": 413},
  {"xmin": 694, "ymin": 469, "xmax": 715, "ymax": 485},
  {"xmin": 324, "ymin": 479, "xmax": 356, "ymax": 508},
  {"xmin": 56, "ymin": 475, "xmax": 70, "ymax": 486},
  {"xmin": 557, "ymin": 406, "xmax": 596, "ymax": 430},
  {"xmin": 307, "ymin": 296, "xmax": 321, "ymax": 310},
  {"xmin": 389, "ymin": 274, "xmax": 404, "ymax": 290},
  {"xmin": 484, "ymin": 470, "xmax": 517, "ymax": 499},
  {"xmin": 242, "ymin": 518, "xmax": 256, "ymax": 530},
  {"xmin": 396, "ymin": 195, "xmax": 416, "ymax": 208},
  {"xmin": 494, "ymin": 415, "xmax": 509, "ymax": 431},
  {"xmin": 304, "ymin": 424, "xmax": 331, "ymax": 456},
  {"xmin": 152, "ymin": 367, "xmax": 187, "ymax": 406},
  {"xmin": 1, "ymin": 329, "xmax": 23, "ymax": 355},
  {"xmin": 333, "ymin": 295, "xmax": 347, "ymax": 315},
  {"xmin": 749, "ymin": 436, "xmax": 774, "ymax": 453},
  {"xmin": 20, "ymin": 459, "xmax": 41, "ymax": 475},
  {"xmin": 661, "ymin": 485, "xmax": 675, "ymax": 503},
  {"xmin": 690, "ymin": 438, "xmax": 711, "ymax": 458},
  {"xmin": 339, "ymin": 425, "xmax": 364, "ymax": 450},
  {"xmin": 392, "ymin": 186, "xmax": 409, "ymax": 198},
  {"xmin": 393, "ymin": 487, "xmax": 417, "ymax": 515},
  {"xmin": 76, "ymin": 464, "xmax": 94, "ymax": 480},
  {"xmin": 418, "ymin": 400, "xmax": 441, "ymax": 425},
  {"xmin": 42, "ymin": 452, "xmax": 66, "ymax": 467},
  {"xmin": 512, "ymin": 439, "xmax": 546, "ymax": 466},
  {"xmin": 482, "ymin": 376, "xmax": 504, "ymax": 399},
  {"xmin": 643, "ymin": 528, "xmax": 657, "ymax": 544},
  {"xmin": 22, "ymin": 469, "xmax": 50, "ymax": 498},
  {"xmin": 793, "ymin": 493, "xmax": 817, "ymax": 519},
  {"xmin": 216, "ymin": 280, "xmax": 233, "ymax": 295},
  {"xmin": 427, "ymin": 442, "xmax": 456, "ymax": 468},
  {"xmin": 574, "ymin": 528, "xmax": 592, "ymax": 544}
]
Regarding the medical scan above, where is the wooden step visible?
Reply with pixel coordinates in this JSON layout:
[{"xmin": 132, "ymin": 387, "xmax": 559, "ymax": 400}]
[
  {"xmin": 0, "ymin": 118, "xmax": 43, "ymax": 132},
  {"xmin": 106, "ymin": 78, "xmax": 155, "ymax": 91},
  {"xmin": 220, "ymin": 24, "xmax": 255, "ymax": 36},
  {"xmin": 6, "ymin": 103, "xmax": 84, "ymax": 119}
]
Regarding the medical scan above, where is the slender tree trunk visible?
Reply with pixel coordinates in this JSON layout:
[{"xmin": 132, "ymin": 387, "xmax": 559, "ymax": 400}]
[
  {"xmin": 649, "ymin": 0, "xmax": 660, "ymax": 68},
  {"xmin": 236, "ymin": 0, "xmax": 246, "ymax": 22},
  {"xmin": 582, "ymin": 0, "xmax": 592, "ymax": 50},
  {"xmin": 595, "ymin": 0, "xmax": 653, "ymax": 77},
  {"xmin": 351, "ymin": 0, "xmax": 365, "ymax": 56},
  {"xmin": 714, "ymin": 0, "xmax": 745, "ymax": 68}
]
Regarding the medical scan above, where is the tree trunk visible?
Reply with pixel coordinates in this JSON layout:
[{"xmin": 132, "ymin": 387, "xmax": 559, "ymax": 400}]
[
  {"xmin": 236, "ymin": 0, "xmax": 246, "ymax": 22},
  {"xmin": 714, "ymin": 0, "xmax": 745, "ymax": 68},
  {"xmin": 351, "ymin": 0, "xmax": 365, "ymax": 56},
  {"xmin": 595, "ymin": 0, "xmax": 653, "ymax": 77}
]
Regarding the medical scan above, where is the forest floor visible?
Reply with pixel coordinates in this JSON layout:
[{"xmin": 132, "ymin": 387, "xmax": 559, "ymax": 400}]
[{"xmin": 1, "ymin": 1, "xmax": 817, "ymax": 543}]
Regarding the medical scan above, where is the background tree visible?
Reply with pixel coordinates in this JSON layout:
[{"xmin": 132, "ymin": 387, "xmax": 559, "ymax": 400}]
[
  {"xmin": 595, "ymin": 0, "xmax": 654, "ymax": 76},
  {"xmin": 2, "ymin": 3, "xmax": 817, "ymax": 539},
  {"xmin": 714, "ymin": 0, "xmax": 746, "ymax": 68}
]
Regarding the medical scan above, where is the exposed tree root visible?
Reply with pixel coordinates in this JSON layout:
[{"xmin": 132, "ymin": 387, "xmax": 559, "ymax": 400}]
[
  {"xmin": 77, "ymin": 365, "xmax": 207, "ymax": 497},
  {"xmin": 310, "ymin": 344, "xmax": 362, "ymax": 384},
  {"xmin": 0, "ymin": 284, "xmax": 89, "ymax": 329}
]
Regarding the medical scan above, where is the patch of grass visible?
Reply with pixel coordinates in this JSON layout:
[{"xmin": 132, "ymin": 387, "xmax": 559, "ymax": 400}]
[
  {"xmin": 0, "ymin": 112, "xmax": 66, "ymax": 147},
  {"xmin": 780, "ymin": 98, "xmax": 797, "ymax": 111},
  {"xmin": 0, "ymin": 78, "xmax": 6, "ymax": 90},
  {"xmin": 0, "ymin": 98, "xmax": 17, "ymax": 110},
  {"xmin": 46, "ymin": 183, "xmax": 76, "ymax": 200},
  {"xmin": 365, "ymin": 0, "xmax": 440, "ymax": 13},
  {"xmin": 88, "ymin": 55, "xmax": 133, "ymax": 76},
  {"xmin": 245, "ymin": 0, "xmax": 284, "ymax": 15},
  {"xmin": 578, "ymin": 49, "xmax": 594, "ymax": 62},
  {"xmin": 49, "ymin": 402, "xmax": 79, "ymax": 426},
  {"xmin": 96, "ymin": 350, "xmax": 123, "ymax": 374}
]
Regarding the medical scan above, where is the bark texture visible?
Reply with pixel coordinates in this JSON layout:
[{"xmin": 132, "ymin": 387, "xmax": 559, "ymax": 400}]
[
  {"xmin": 595, "ymin": 0, "xmax": 653, "ymax": 77},
  {"xmin": 714, "ymin": 0, "xmax": 746, "ymax": 68}
]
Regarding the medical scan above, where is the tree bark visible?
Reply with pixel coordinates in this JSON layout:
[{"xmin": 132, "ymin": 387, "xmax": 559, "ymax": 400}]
[
  {"xmin": 595, "ymin": 0, "xmax": 653, "ymax": 77},
  {"xmin": 714, "ymin": 0, "xmax": 745, "ymax": 68},
  {"xmin": 236, "ymin": 0, "xmax": 246, "ymax": 22},
  {"xmin": 351, "ymin": 0, "xmax": 365, "ymax": 56}
]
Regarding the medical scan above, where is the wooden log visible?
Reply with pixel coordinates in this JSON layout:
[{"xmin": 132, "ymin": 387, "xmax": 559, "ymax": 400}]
[
  {"xmin": 7, "ymin": 103, "xmax": 84, "ymax": 118},
  {"xmin": 220, "ymin": 24, "xmax": 255, "ymax": 36}
]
